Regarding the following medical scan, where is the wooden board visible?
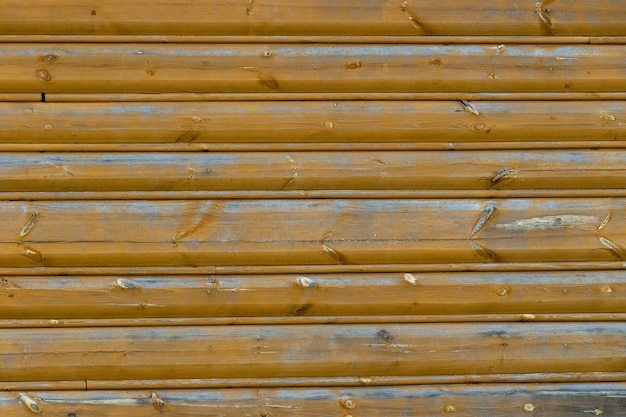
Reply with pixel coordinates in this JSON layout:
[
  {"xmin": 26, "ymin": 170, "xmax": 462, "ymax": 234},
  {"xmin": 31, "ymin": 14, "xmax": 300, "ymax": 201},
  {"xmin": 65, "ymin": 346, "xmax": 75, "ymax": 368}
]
[
  {"xmin": 0, "ymin": 101, "xmax": 624, "ymax": 144},
  {"xmin": 2, "ymin": 383, "xmax": 625, "ymax": 416},
  {"xmin": 2, "ymin": 199, "xmax": 626, "ymax": 267},
  {"xmin": 0, "ymin": 271, "xmax": 623, "ymax": 319},
  {"xmin": 0, "ymin": 151, "xmax": 625, "ymax": 193},
  {"xmin": 0, "ymin": 323, "xmax": 624, "ymax": 381},
  {"xmin": 0, "ymin": 0, "xmax": 625, "ymax": 36},
  {"xmin": 1, "ymin": 44, "xmax": 624, "ymax": 94}
]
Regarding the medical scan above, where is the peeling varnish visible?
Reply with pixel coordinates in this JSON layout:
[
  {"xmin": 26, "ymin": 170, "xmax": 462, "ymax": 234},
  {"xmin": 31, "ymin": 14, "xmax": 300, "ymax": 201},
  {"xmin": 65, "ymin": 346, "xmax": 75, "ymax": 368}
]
[
  {"xmin": 40, "ymin": 53, "xmax": 60, "ymax": 64},
  {"xmin": 491, "ymin": 168, "xmax": 519, "ymax": 185},
  {"xmin": 341, "ymin": 398, "xmax": 357, "ymax": 409},
  {"xmin": 297, "ymin": 276, "xmax": 315, "ymax": 288},
  {"xmin": 281, "ymin": 167, "xmax": 299, "ymax": 189},
  {"xmin": 0, "ymin": 276, "xmax": 21, "ymax": 289},
  {"xmin": 216, "ymin": 287, "xmax": 256, "ymax": 292},
  {"xmin": 403, "ymin": 272, "xmax": 417, "ymax": 285},
  {"xmin": 246, "ymin": 0, "xmax": 254, "ymax": 15},
  {"xmin": 206, "ymin": 278, "xmax": 255, "ymax": 293},
  {"xmin": 399, "ymin": 1, "xmax": 423, "ymax": 31},
  {"xmin": 598, "ymin": 236, "xmax": 626, "ymax": 260},
  {"xmin": 535, "ymin": 0, "xmax": 557, "ymax": 34},
  {"xmin": 369, "ymin": 342, "xmax": 413, "ymax": 353},
  {"xmin": 322, "ymin": 243, "xmax": 343, "ymax": 263},
  {"xmin": 23, "ymin": 247, "xmax": 43, "ymax": 263},
  {"xmin": 496, "ymin": 215, "xmax": 599, "ymax": 231},
  {"xmin": 115, "ymin": 277, "xmax": 136, "ymax": 289},
  {"xmin": 359, "ymin": 376, "xmax": 374, "ymax": 384},
  {"xmin": 535, "ymin": 1, "xmax": 552, "ymax": 25},
  {"xmin": 265, "ymin": 403, "xmax": 295, "ymax": 409},
  {"xmin": 20, "ymin": 210, "xmax": 39, "ymax": 238},
  {"xmin": 43, "ymin": 398, "xmax": 143, "ymax": 405},
  {"xmin": 597, "ymin": 213, "xmax": 611, "ymax": 233},
  {"xmin": 469, "ymin": 240, "xmax": 496, "ymax": 261},
  {"xmin": 470, "ymin": 202, "xmax": 496, "ymax": 237},
  {"xmin": 18, "ymin": 394, "xmax": 42, "ymax": 414},
  {"xmin": 36, "ymin": 69, "xmax": 52, "ymax": 82},
  {"xmin": 151, "ymin": 391, "xmax": 166, "ymax": 410},
  {"xmin": 459, "ymin": 99, "xmax": 480, "ymax": 116}
]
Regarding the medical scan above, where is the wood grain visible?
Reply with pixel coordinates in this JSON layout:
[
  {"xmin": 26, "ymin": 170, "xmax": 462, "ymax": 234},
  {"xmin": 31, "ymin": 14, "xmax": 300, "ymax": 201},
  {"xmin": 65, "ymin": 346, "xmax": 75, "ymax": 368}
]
[
  {"xmin": 0, "ymin": 0, "xmax": 624, "ymax": 36},
  {"xmin": 1, "ymin": 323, "xmax": 625, "ymax": 381},
  {"xmin": 1, "ymin": 199, "xmax": 626, "ymax": 267},
  {"xmin": 1, "ymin": 384, "xmax": 625, "ymax": 416},
  {"xmin": 0, "ymin": 271, "xmax": 623, "ymax": 319},
  {"xmin": 1, "ymin": 44, "xmax": 624, "ymax": 94},
  {"xmin": 0, "ymin": 101, "xmax": 624, "ymax": 144},
  {"xmin": 0, "ymin": 151, "xmax": 624, "ymax": 193}
]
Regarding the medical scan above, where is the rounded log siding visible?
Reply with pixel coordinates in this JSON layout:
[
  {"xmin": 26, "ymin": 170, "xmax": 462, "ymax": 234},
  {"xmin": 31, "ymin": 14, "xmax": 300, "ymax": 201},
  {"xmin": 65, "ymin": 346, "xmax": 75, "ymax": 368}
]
[{"xmin": 0, "ymin": 1, "xmax": 624, "ymax": 414}]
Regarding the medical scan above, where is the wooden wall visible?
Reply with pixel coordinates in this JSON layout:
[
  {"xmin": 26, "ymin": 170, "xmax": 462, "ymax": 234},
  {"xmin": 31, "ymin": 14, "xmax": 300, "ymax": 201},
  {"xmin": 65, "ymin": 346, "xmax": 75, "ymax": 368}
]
[{"xmin": 1, "ymin": 1, "xmax": 625, "ymax": 415}]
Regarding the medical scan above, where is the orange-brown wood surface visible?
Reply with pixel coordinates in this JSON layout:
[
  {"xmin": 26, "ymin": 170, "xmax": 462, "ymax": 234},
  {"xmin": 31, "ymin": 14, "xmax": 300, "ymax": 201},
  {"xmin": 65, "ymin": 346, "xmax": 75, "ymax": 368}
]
[
  {"xmin": 0, "ymin": 271, "xmax": 623, "ymax": 319},
  {"xmin": 1, "ymin": 0, "xmax": 625, "ymax": 412},
  {"xmin": 0, "ymin": 44, "xmax": 624, "ymax": 94},
  {"xmin": 0, "ymin": 151, "xmax": 625, "ymax": 194},
  {"xmin": 2, "ymin": 383, "xmax": 625, "ymax": 416},
  {"xmin": 1, "ymin": 323, "xmax": 625, "ymax": 382},
  {"xmin": 2, "ymin": 199, "xmax": 626, "ymax": 267},
  {"xmin": 0, "ymin": 0, "xmax": 624, "ymax": 37},
  {"xmin": 0, "ymin": 101, "xmax": 623, "ymax": 144}
]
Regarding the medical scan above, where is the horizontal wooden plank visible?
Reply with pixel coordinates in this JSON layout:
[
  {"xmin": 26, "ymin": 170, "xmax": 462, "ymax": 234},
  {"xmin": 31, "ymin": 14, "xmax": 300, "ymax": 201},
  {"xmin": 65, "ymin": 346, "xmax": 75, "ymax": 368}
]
[
  {"xmin": 3, "ymin": 314, "xmax": 626, "ymax": 330},
  {"xmin": 0, "ymin": 35, "xmax": 597, "ymax": 45},
  {"xmin": 1, "ymin": 101, "xmax": 624, "ymax": 143},
  {"xmin": 1, "ymin": 0, "xmax": 625, "ymax": 36},
  {"xmin": 1, "ymin": 323, "xmax": 624, "ymax": 381},
  {"xmin": 0, "ymin": 271, "xmax": 623, "ymax": 319},
  {"xmin": 5, "ymin": 373, "xmax": 626, "ymax": 391},
  {"xmin": 0, "ymin": 150, "xmax": 625, "ymax": 193},
  {"xmin": 3, "ymin": 199, "xmax": 626, "ymax": 267},
  {"xmin": 2, "ymin": 44, "xmax": 624, "ymax": 94},
  {"xmin": 45, "ymin": 92, "xmax": 626, "ymax": 101},
  {"xmin": 7, "ymin": 190, "xmax": 626, "ymax": 201},
  {"xmin": 2, "ymin": 384, "xmax": 626, "ymax": 416},
  {"xmin": 0, "ymin": 262, "xmax": 626, "ymax": 277}
]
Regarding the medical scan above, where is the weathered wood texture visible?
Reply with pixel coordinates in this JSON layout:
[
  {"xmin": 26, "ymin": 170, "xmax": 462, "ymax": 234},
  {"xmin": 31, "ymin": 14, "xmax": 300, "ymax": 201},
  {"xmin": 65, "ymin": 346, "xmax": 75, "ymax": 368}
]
[
  {"xmin": 0, "ymin": 272, "xmax": 623, "ymax": 319},
  {"xmin": 1, "ymin": 323, "xmax": 624, "ymax": 381},
  {"xmin": 2, "ymin": 199, "xmax": 626, "ymax": 267},
  {"xmin": 1, "ymin": 0, "xmax": 625, "ymax": 409},
  {"xmin": 2, "ymin": 384, "xmax": 625, "ymax": 416},
  {"xmin": 0, "ymin": 151, "xmax": 624, "ymax": 194},
  {"xmin": 1, "ymin": 0, "xmax": 625, "ymax": 36},
  {"xmin": 0, "ymin": 101, "xmax": 623, "ymax": 144},
  {"xmin": 1, "ymin": 44, "xmax": 624, "ymax": 94}
]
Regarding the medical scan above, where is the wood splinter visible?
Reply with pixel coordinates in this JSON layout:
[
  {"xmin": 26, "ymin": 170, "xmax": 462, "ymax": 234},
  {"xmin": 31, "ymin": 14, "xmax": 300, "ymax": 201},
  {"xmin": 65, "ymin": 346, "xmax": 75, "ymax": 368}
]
[
  {"xmin": 598, "ymin": 236, "xmax": 626, "ymax": 260},
  {"xmin": 18, "ymin": 394, "xmax": 42, "ymax": 414},
  {"xmin": 115, "ymin": 277, "xmax": 137, "ymax": 289},
  {"xmin": 20, "ymin": 210, "xmax": 39, "ymax": 237},
  {"xmin": 151, "ymin": 391, "xmax": 166, "ymax": 410},
  {"xmin": 399, "ymin": 1, "xmax": 423, "ymax": 30},
  {"xmin": 491, "ymin": 168, "xmax": 519, "ymax": 184},
  {"xmin": 459, "ymin": 99, "xmax": 480, "ymax": 116},
  {"xmin": 536, "ymin": 2, "xmax": 552, "ymax": 25},
  {"xmin": 322, "ymin": 243, "xmax": 343, "ymax": 263},
  {"xmin": 470, "ymin": 202, "xmax": 496, "ymax": 237}
]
